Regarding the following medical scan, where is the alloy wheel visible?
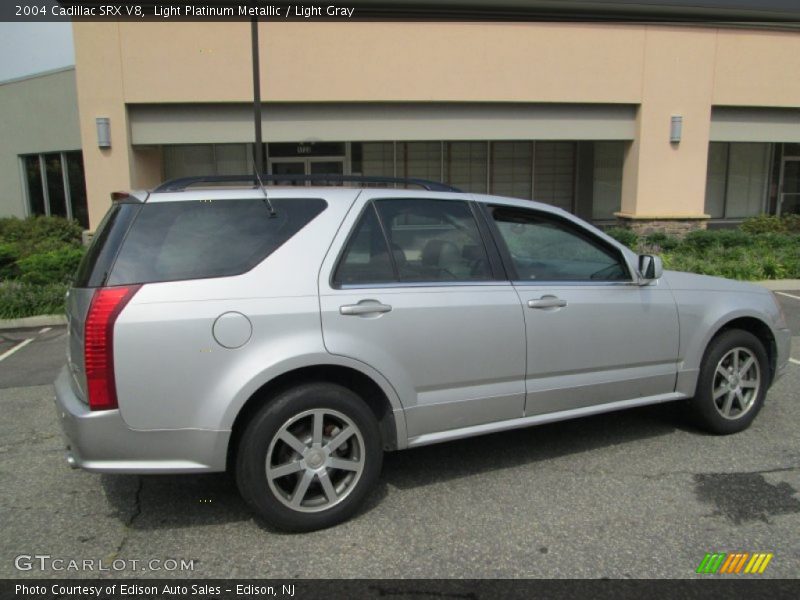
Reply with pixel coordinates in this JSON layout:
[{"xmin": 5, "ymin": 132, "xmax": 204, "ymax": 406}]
[
  {"xmin": 712, "ymin": 346, "xmax": 761, "ymax": 420},
  {"xmin": 265, "ymin": 409, "xmax": 366, "ymax": 513}
]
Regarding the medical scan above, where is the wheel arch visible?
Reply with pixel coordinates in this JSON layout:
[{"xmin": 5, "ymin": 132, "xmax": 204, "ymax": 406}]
[
  {"xmin": 226, "ymin": 363, "xmax": 405, "ymax": 472},
  {"xmin": 707, "ymin": 316, "xmax": 778, "ymax": 387}
]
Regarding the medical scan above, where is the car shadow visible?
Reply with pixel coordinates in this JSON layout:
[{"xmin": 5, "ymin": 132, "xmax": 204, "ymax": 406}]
[
  {"xmin": 382, "ymin": 402, "xmax": 688, "ymax": 491},
  {"xmin": 100, "ymin": 401, "xmax": 689, "ymax": 532}
]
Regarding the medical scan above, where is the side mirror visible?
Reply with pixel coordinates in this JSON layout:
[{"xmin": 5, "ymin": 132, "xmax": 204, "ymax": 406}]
[{"xmin": 638, "ymin": 254, "xmax": 663, "ymax": 283}]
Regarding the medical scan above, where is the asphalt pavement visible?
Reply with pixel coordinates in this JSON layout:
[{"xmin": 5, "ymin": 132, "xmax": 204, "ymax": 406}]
[{"xmin": 0, "ymin": 293, "xmax": 799, "ymax": 579}]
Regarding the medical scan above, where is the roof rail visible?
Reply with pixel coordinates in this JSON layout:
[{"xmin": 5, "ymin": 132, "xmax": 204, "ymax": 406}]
[{"xmin": 153, "ymin": 174, "xmax": 461, "ymax": 193}]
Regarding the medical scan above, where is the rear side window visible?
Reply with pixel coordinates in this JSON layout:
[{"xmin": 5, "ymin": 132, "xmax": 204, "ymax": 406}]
[
  {"xmin": 106, "ymin": 198, "xmax": 326, "ymax": 285},
  {"xmin": 333, "ymin": 198, "xmax": 492, "ymax": 286}
]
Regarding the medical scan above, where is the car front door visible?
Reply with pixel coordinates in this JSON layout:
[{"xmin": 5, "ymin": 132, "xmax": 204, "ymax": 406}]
[
  {"xmin": 485, "ymin": 204, "xmax": 680, "ymax": 416},
  {"xmin": 319, "ymin": 192, "xmax": 527, "ymax": 442}
]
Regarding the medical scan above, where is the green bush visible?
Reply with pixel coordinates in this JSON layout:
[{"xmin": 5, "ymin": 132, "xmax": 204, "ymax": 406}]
[
  {"xmin": 741, "ymin": 214, "xmax": 800, "ymax": 235},
  {"xmin": 783, "ymin": 214, "xmax": 800, "ymax": 234},
  {"xmin": 682, "ymin": 229, "xmax": 719, "ymax": 250},
  {"xmin": 0, "ymin": 243, "xmax": 20, "ymax": 280},
  {"xmin": 16, "ymin": 247, "xmax": 85, "ymax": 285},
  {"xmin": 741, "ymin": 214, "xmax": 785, "ymax": 234},
  {"xmin": 605, "ymin": 227, "xmax": 638, "ymax": 249},
  {"xmin": 0, "ymin": 282, "xmax": 68, "ymax": 319},
  {"xmin": 0, "ymin": 215, "xmax": 83, "ymax": 255},
  {"xmin": 642, "ymin": 232, "xmax": 680, "ymax": 251},
  {"xmin": 0, "ymin": 216, "xmax": 85, "ymax": 318}
]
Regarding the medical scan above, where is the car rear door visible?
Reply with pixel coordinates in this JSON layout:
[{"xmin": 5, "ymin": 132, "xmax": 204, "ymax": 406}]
[
  {"xmin": 483, "ymin": 203, "xmax": 681, "ymax": 416},
  {"xmin": 318, "ymin": 191, "xmax": 527, "ymax": 441}
]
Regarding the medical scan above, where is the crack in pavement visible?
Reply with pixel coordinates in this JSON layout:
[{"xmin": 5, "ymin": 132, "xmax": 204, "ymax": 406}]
[{"xmin": 109, "ymin": 476, "xmax": 143, "ymax": 560}]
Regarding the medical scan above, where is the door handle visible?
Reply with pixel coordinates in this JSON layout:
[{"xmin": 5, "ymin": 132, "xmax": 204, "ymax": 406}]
[
  {"xmin": 527, "ymin": 296, "xmax": 567, "ymax": 309},
  {"xmin": 339, "ymin": 301, "xmax": 393, "ymax": 316}
]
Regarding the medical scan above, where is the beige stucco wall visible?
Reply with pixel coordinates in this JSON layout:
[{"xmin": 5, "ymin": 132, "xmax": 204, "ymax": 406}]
[
  {"xmin": 72, "ymin": 21, "xmax": 800, "ymax": 228},
  {"xmin": 619, "ymin": 27, "xmax": 717, "ymax": 219},
  {"xmin": 0, "ymin": 68, "xmax": 81, "ymax": 218}
]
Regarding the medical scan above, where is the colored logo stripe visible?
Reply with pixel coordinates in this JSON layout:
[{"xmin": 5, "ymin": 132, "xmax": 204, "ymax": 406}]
[
  {"xmin": 696, "ymin": 552, "xmax": 773, "ymax": 574},
  {"xmin": 744, "ymin": 553, "xmax": 773, "ymax": 574}
]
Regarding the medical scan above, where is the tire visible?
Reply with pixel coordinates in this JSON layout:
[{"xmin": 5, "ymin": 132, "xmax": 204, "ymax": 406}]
[
  {"xmin": 688, "ymin": 329, "xmax": 769, "ymax": 435},
  {"xmin": 236, "ymin": 382, "xmax": 383, "ymax": 532}
]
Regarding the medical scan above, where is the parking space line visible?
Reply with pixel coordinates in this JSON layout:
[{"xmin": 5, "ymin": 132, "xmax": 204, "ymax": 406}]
[
  {"xmin": 775, "ymin": 291, "xmax": 800, "ymax": 301},
  {"xmin": 790, "ymin": 358, "xmax": 800, "ymax": 366},
  {"xmin": 39, "ymin": 327, "xmax": 52, "ymax": 334},
  {"xmin": 0, "ymin": 338, "xmax": 34, "ymax": 362}
]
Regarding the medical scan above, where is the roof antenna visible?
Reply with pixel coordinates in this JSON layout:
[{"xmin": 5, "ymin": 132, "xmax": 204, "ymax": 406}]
[{"xmin": 252, "ymin": 159, "xmax": 276, "ymax": 218}]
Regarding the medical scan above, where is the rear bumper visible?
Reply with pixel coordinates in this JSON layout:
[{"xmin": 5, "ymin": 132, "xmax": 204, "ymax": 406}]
[{"xmin": 53, "ymin": 366, "xmax": 229, "ymax": 473}]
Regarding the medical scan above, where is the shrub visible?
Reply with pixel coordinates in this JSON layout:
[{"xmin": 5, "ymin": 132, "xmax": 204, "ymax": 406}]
[
  {"xmin": 740, "ymin": 214, "xmax": 785, "ymax": 234},
  {"xmin": 605, "ymin": 227, "xmax": 638, "ymax": 249},
  {"xmin": 0, "ymin": 243, "xmax": 20, "ymax": 280},
  {"xmin": 741, "ymin": 214, "xmax": 800, "ymax": 235},
  {"xmin": 16, "ymin": 247, "xmax": 85, "ymax": 285},
  {"xmin": 783, "ymin": 214, "xmax": 800, "ymax": 234},
  {"xmin": 682, "ymin": 229, "xmax": 719, "ymax": 251},
  {"xmin": 642, "ymin": 232, "xmax": 680, "ymax": 251},
  {"xmin": 0, "ymin": 282, "xmax": 68, "ymax": 319},
  {"xmin": 0, "ymin": 215, "xmax": 83, "ymax": 247}
]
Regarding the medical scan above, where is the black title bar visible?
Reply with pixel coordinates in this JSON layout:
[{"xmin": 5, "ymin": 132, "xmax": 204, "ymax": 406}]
[{"xmin": 3, "ymin": 579, "xmax": 800, "ymax": 600}]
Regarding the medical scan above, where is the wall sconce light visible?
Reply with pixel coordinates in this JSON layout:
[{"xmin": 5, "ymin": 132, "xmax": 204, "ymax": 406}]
[
  {"xmin": 670, "ymin": 115, "xmax": 683, "ymax": 144},
  {"xmin": 96, "ymin": 117, "xmax": 111, "ymax": 148}
]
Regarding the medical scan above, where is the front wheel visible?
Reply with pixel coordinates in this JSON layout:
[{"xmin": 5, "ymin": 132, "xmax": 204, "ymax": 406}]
[
  {"xmin": 689, "ymin": 329, "xmax": 768, "ymax": 435},
  {"xmin": 236, "ymin": 383, "xmax": 383, "ymax": 532}
]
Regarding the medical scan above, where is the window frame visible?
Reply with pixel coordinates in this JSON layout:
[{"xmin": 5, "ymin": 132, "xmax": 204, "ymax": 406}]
[
  {"xmin": 480, "ymin": 203, "xmax": 634, "ymax": 285},
  {"xmin": 20, "ymin": 150, "xmax": 89, "ymax": 227},
  {"xmin": 330, "ymin": 197, "xmax": 506, "ymax": 289}
]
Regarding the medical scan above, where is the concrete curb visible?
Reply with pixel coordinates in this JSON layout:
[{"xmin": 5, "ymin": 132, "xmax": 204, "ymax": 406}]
[
  {"xmin": 757, "ymin": 280, "xmax": 800, "ymax": 291},
  {"xmin": 0, "ymin": 315, "xmax": 67, "ymax": 330}
]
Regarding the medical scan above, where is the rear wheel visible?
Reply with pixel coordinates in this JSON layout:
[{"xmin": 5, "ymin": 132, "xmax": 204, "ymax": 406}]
[
  {"xmin": 689, "ymin": 329, "xmax": 768, "ymax": 435},
  {"xmin": 236, "ymin": 383, "xmax": 382, "ymax": 531}
]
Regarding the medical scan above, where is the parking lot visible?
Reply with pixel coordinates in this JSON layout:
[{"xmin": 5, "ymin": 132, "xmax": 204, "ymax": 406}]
[{"xmin": 1, "ymin": 292, "xmax": 799, "ymax": 579}]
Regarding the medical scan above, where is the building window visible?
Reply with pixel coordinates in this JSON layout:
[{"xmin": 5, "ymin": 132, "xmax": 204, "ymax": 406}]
[
  {"xmin": 533, "ymin": 142, "xmax": 576, "ymax": 212},
  {"xmin": 591, "ymin": 141, "xmax": 624, "ymax": 220},
  {"xmin": 444, "ymin": 142, "xmax": 487, "ymax": 194},
  {"xmin": 22, "ymin": 151, "xmax": 89, "ymax": 228},
  {"xmin": 397, "ymin": 142, "xmax": 441, "ymax": 182},
  {"xmin": 164, "ymin": 144, "xmax": 253, "ymax": 179},
  {"xmin": 351, "ymin": 142, "xmax": 394, "ymax": 178},
  {"xmin": 490, "ymin": 141, "xmax": 532, "ymax": 199},
  {"xmin": 705, "ymin": 142, "xmax": 771, "ymax": 219}
]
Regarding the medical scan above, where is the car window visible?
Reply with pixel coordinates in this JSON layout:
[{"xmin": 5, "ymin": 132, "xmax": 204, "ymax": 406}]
[
  {"xmin": 333, "ymin": 204, "xmax": 396, "ymax": 285},
  {"xmin": 106, "ymin": 198, "xmax": 326, "ymax": 285},
  {"xmin": 374, "ymin": 199, "xmax": 492, "ymax": 282},
  {"xmin": 334, "ymin": 199, "xmax": 492, "ymax": 285},
  {"xmin": 492, "ymin": 208, "xmax": 629, "ymax": 282}
]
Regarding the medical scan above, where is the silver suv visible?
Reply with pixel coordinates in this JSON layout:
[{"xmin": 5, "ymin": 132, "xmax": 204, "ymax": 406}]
[{"xmin": 55, "ymin": 175, "xmax": 791, "ymax": 531}]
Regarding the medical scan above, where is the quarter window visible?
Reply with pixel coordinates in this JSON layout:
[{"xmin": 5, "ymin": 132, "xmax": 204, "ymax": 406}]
[
  {"xmin": 492, "ymin": 208, "xmax": 629, "ymax": 282},
  {"xmin": 333, "ymin": 205, "xmax": 396, "ymax": 285}
]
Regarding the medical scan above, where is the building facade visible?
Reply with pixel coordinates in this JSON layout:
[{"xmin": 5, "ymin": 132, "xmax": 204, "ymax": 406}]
[
  {"xmin": 0, "ymin": 67, "xmax": 89, "ymax": 227},
  {"xmin": 61, "ymin": 21, "xmax": 800, "ymax": 230}
]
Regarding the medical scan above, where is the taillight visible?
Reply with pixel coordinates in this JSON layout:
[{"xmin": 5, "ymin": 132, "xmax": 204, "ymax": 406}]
[{"xmin": 84, "ymin": 285, "xmax": 141, "ymax": 411}]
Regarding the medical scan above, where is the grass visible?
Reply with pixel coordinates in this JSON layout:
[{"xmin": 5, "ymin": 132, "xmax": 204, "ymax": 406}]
[{"xmin": 0, "ymin": 282, "xmax": 69, "ymax": 319}]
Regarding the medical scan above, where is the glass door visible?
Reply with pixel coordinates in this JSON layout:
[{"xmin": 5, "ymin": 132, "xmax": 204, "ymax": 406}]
[{"xmin": 779, "ymin": 158, "xmax": 800, "ymax": 216}]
